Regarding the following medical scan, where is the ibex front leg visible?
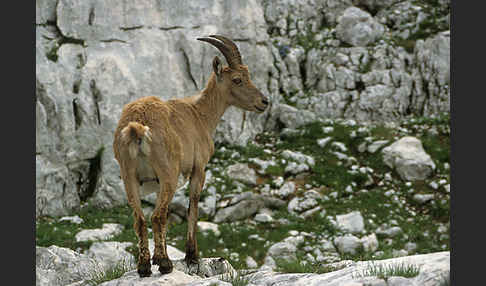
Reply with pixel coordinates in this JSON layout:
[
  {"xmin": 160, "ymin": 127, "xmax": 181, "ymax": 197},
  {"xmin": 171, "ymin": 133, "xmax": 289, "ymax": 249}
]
[{"xmin": 185, "ymin": 167, "xmax": 205, "ymax": 266}]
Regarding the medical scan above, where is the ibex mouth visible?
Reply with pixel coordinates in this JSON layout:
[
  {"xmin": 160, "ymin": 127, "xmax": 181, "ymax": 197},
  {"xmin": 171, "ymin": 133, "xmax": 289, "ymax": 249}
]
[{"xmin": 255, "ymin": 105, "xmax": 266, "ymax": 112}]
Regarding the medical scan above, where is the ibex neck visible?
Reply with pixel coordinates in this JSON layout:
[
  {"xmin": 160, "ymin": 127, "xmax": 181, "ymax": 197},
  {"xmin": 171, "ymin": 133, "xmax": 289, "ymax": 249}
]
[{"xmin": 194, "ymin": 80, "xmax": 229, "ymax": 134}]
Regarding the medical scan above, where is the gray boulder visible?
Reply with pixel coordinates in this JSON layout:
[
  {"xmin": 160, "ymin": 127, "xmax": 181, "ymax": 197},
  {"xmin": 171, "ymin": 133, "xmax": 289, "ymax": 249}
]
[
  {"xmin": 75, "ymin": 223, "xmax": 124, "ymax": 242},
  {"xmin": 226, "ymin": 163, "xmax": 258, "ymax": 186},
  {"xmin": 36, "ymin": 245, "xmax": 99, "ymax": 286},
  {"xmin": 334, "ymin": 234, "xmax": 362, "ymax": 255},
  {"xmin": 214, "ymin": 199, "xmax": 264, "ymax": 223},
  {"xmin": 267, "ymin": 242, "xmax": 297, "ymax": 262},
  {"xmin": 336, "ymin": 211, "xmax": 365, "ymax": 234},
  {"xmin": 382, "ymin": 136, "xmax": 436, "ymax": 181},
  {"xmin": 336, "ymin": 7, "xmax": 385, "ymax": 47}
]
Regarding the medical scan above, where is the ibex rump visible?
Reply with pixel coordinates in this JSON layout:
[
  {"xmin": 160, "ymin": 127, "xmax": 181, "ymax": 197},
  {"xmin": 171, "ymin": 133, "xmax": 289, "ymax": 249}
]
[{"xmin": 113, "ymin": 35, "xmax": 269, "ymax": 277}]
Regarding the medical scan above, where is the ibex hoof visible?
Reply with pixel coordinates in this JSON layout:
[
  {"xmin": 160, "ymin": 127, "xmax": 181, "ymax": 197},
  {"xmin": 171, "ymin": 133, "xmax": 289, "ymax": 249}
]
[
  {"xmin": 184, "ymin": 254, "xmax": 199, "ymax": 267},
  {"xmin": 153, "ymin": 256, "xmax": 173, "ymax": 274},
  {"xmin": 137, "ymin": 260, "xmax": 152, "ymax": 277}
]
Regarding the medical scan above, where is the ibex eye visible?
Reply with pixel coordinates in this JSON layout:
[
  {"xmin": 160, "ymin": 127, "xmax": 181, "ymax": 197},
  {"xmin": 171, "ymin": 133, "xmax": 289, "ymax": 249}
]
[{"xmin": 232, "ymin": 78, "xmax": 242, "ymax": 84}]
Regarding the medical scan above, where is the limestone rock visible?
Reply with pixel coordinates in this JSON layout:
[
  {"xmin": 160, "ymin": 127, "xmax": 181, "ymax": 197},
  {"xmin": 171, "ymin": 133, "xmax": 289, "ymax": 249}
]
[
  {"xmin": 360, "ymin": 233, "xmax": 379, "ymax": 253},
  {"xmin": 36, "ymin": 245, "xmax": 99, "ymax": 286},
  {"xmin": 334, "ymin": 234, "xmax": 362, "ymax": 255},
  {"xmin": 255, "ymin": 213, "xmax": 274, "ymax": 223},
  {"xmin": 214, "ymin": 199, "xmax": 264, "ymax": 223},
  {"xmin": 75, "ymin": 223, "xmax": 123, "ymax": 242},
  {"xmin": 382, "ymin": 136, "xmax": 436, "ymax": 181},
  {"xmin": 367, "ymin": 140, "xmax": 389, "ymax": 153},
  {"xmin": 246, "ymin": 256, "xmax": 258, "ymax": 269},
  {"xmin": 413, "ymin": 194, "xmax": 435, "ymax": 204},
  {"xmin": 277, "ymin": 104, "xmax": 317, "ymax": 130},
  {"xmin": 336, "ymin": 211, "xmax": 365, "ymax": 234},
  {"xmin": 99, "ymin": 269, "xmax": 199, "ymax": 286},
  {"xmin": 59, "ymin": 215, "xmax": 84, "ymax": 224},
  {"xmin": 267, "ymin": 242, "xmax": 297, "ymax": 262},
  {"xmin": 148, "ymin": 239, "xmax": 186, "ymax": 261},
  {"xmin": 86, "ymin": 242, "xmax": 135, "ymax": 271},
  {"xmin": 198, "ymin": 221, "xmax": 221, "ymax": 237},
  {"xmin": 336, "ymin": 7, "xmax": 385, "ymax": 47},
  {"xmin": 273, "ymin": 181, "xmax": 296, "ymax": 199},
  {"xmin": 226, "ymin": 163, "xmax": 258, "ymax": 186},
  {"xmin": 246, "ymin": 251, "xmax": 450, "ymax": 286}
]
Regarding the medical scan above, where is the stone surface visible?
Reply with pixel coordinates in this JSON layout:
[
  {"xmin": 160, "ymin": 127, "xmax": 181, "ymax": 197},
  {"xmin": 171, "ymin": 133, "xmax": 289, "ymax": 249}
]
[
  {"xmin": 413, "ymin": 194, "xmax": 435, "ymax": 204},
  {"xmin": 336, "ymin": 211, "xmax": 365, "ymax": 234},
  {"xmin": 367, "ymin": 140, "xmax": 389, "ymax": 153},
  {"xmin": 246, "ymin": 256, "xmax": 258, "ymax": 268},
  {"xmin": 336, "ymin": 7, "xmax": 385, "ymax": 47},
  {"xmin": 266, "ymin": 242, "xmax": 297, "ymax": 262},
  {"xmin": 360, "ymin": 233, "xmax": 379, "ymax": 253},
  {"xmin": 273, "ymin": 181, "xmax": 296, "ymax": 199},
  {"xmin": 86, "ymin": 242, "xmax": 135, "ymax": 271},
  {"xmin": 382, "ymin": 137, "xmax": 436, "ymax": 181},
  {"xmin": 255, "ymin": 213, "xmax": 274, "ymax": 223},
  {"xmin": 213, "ymin": 199, "xmax": 264, "ymax": 223},
  {"xmin": 99, "ymin": 257, "xmax": 236, "ymax": 286},
  {"xmin": 37, "ymin": 245, "xmax": 449, "ymax": 286},
  {"xmin": 36, "ymin": 245, "xmax": 99, "ymax": 286},
  {"xmin": 376, "ymin": 225, "xmax": 403, "ymax": 238},
  {"xmin": 334, "ymin": 234, "xmax": 362, "ymax": 255},
  {"xmin": 246, "ymin": 251, "xmax": 450, "ymax": 286},
  {"xmin": 198, "ymin": 221, "xmax": 221, "ymax": 237},
  {"xmin": 148, "ymin": 239, "xmax": 186, "ymax": 261},
  {"xmin": 75, "ymin": 223, "xmax": 124, "ymax": 242},
  {"xmin": 226, "ymin": 163, "xmax": 258, "ymax": 186},
  {"xmin": 59, "ymin": 215, "xmax": 84, "ymax": 224}
]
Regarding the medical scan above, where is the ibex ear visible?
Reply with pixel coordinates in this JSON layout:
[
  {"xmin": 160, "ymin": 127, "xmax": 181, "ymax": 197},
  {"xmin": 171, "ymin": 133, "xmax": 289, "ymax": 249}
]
[{"xmin": 212, "ymin": 56, "xmax": 223, "ymax": 81}]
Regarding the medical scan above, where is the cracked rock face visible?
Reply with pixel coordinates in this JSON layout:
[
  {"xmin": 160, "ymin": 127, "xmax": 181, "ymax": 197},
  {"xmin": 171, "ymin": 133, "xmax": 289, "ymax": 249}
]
[{"xmin": 36, "ymin": 0, "xmax": 274, "ymax": 216}]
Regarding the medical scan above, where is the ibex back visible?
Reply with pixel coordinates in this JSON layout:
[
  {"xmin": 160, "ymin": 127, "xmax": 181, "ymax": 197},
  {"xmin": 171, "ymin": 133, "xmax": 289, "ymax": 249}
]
[{"xmin": 113, "ymin": 35, "xmax": 269, "ymax": 277}]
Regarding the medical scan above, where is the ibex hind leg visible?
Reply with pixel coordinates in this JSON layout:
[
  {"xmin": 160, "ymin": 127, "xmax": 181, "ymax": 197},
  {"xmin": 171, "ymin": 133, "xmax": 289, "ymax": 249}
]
[
  {"xmin": 149, "ymin": 159, "xmax": 179, "ymax": 274},
  {"xmin": 120, "ymin": 165, "xmax": 152, "ymax": 277}
]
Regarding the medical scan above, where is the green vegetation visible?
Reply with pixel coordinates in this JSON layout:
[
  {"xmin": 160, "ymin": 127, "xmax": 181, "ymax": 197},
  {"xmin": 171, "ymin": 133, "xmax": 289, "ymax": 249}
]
[
  {"xmin": 353, "ymin": 261, "xmax": 421, "ymax": 281},
  {"xmin": 86, "ymin": 259, "xmax": 133, "ymax": 285},
  {"xmin": 220, "ymin": 270, "xmax": 251, "ymax": 286},
  {"xmin": 36, "ymin": 203, "xmax": 141, "ymax": 258},
  {"xmin": 275, "ymin": 259, "xmax": 339, "ymax": 274}
]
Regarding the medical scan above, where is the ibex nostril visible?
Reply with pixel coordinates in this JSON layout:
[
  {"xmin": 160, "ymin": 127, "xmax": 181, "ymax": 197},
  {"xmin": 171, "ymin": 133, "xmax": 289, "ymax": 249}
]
[{"xmin": 262, "ymin": 97, "xmax": 269, "ymax": 105}]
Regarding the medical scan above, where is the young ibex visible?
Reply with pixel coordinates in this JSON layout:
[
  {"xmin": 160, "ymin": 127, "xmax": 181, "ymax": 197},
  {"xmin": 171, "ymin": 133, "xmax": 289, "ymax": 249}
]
[{"xmin": 113, "ymin": 35, "xmax": 269, "ymax": 277}]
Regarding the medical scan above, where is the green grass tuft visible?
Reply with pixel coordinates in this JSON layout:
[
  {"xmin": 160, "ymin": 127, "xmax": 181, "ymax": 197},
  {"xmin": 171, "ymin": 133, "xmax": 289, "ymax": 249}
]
[
  {"xmin": 275, "ymin": 259, "xmax": 338, "ymax": 274},
  {"xmin": 220, "ymin": 270, "xmax": 250, "ymax": 286},
  {"xmin": 86, "ymin": 259, "xmax": 133, "ymax": 285},
  {"xmin": 353, "ymin": 261, "xmax": 421, "ymax": 281}
]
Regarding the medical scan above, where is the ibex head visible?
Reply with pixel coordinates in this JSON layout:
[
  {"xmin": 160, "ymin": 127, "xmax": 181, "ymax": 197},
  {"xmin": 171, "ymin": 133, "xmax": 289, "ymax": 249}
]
[{"xmin": 197, "ymin": 35, "xmax": 269, "ymax": 113}]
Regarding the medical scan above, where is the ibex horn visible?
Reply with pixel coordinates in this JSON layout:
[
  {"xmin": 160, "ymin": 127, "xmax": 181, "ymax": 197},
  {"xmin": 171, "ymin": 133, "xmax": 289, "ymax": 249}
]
[{"xmin": 197, "ymin": 35, "xmax": 242, "ymax": 68}]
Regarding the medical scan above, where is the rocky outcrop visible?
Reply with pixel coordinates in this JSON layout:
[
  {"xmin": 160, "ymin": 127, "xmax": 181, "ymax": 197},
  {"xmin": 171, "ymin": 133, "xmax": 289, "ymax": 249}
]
[
  {"xmin": 247, "ymin": 251, "xmax": 450, "ymax": 286},
  {"xmin": 36, "ymin": 0, "xmax": 450, "ymax": 217},
  {"xmin": 37, "ymin": 244, "xmax": 448, "ymax": 286},
  {"xmin": 36, "ymin": 245, "xmax": 100, "ymax": 286}
]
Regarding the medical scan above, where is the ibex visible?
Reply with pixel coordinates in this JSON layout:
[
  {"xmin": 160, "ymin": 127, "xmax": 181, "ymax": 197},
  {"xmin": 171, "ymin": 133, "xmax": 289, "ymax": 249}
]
[{"xmin": 113, "ymin": 35, "xmax": 269, "ymax": 277}]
